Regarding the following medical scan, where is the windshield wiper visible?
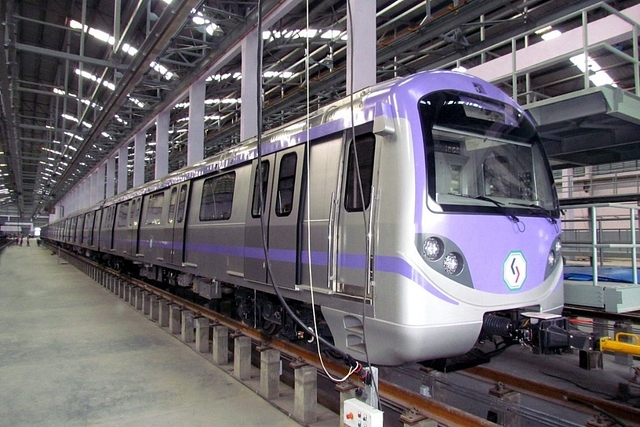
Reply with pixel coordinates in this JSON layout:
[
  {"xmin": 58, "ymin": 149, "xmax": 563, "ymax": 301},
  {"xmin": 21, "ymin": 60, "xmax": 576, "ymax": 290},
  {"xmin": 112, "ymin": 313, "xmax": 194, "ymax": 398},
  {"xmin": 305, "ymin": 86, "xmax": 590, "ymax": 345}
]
[
  {"xmin": 447, "ymin": 194, "xmax": 521, "ymax": 224},
  {"xmin": 508, "ymin": 202, "xmax": 557, "ymax": 224}
]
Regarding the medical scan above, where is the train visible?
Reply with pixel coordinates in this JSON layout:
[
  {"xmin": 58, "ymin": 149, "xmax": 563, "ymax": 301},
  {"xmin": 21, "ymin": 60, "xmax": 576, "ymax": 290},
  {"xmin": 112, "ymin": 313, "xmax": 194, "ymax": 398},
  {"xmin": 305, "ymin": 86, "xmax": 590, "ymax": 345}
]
[{"xmin": 42, "ymin": 70, "xmax": 564, "ymax": 366}]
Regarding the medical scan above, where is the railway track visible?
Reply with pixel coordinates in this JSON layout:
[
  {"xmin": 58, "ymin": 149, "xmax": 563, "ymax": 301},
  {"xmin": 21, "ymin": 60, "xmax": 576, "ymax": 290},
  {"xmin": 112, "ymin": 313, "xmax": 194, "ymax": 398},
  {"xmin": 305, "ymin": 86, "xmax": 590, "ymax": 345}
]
[
  {"xmin": 564, "ymin": 305, "xmax": 640, "ymax": 325},
  {"xmin": 54, "ymin": 245, "xmax": 640, "ymax": 427}
]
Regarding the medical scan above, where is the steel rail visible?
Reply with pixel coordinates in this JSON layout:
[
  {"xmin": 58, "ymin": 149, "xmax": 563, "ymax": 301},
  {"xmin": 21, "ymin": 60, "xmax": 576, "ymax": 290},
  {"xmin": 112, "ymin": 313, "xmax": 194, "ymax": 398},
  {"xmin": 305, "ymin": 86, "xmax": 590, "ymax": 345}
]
[{"xmin": 463, "ymin": 365, "xmax": 640, "ymax": 425}]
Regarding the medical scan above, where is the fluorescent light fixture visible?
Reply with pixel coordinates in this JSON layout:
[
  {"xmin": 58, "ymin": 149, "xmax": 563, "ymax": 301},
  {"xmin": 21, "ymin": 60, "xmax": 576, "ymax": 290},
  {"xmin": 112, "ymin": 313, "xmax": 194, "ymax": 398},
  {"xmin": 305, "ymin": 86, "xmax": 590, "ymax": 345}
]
[
  {"xmin": 541, "ymin": 30, "xmax": 561, "ymax": 41},
  {"xmin": 570, "ymin": 54, "xmax": 601, "ymax": 73}
]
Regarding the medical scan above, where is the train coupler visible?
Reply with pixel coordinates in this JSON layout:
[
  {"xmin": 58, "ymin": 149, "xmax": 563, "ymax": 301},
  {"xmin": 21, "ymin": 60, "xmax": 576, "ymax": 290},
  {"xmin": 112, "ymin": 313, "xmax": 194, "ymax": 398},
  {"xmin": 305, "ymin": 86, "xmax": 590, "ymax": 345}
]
[{"xmin": 482, "ymin": 312, "xmax": 597, "ymax": 355}]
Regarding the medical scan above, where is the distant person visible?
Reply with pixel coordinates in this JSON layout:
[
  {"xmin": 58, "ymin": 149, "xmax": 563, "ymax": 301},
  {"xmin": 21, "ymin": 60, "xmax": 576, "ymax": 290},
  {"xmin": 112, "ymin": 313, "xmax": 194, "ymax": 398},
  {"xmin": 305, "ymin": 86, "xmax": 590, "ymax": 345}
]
[
  {"xmin": 26, "ymin": 236, "xmax": 30, "ymax": 247},
  {"xmin": 19, "ymin": 236, "xmax": 23, "ymax": 246}
]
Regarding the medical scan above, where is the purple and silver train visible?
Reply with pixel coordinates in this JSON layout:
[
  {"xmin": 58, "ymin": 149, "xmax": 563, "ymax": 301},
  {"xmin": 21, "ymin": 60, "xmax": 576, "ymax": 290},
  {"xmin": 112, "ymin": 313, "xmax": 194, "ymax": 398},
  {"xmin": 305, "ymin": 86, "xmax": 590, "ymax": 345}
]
[{"xmin": 43, "ymin": 70, "xmax": 563, "ymax": 366}]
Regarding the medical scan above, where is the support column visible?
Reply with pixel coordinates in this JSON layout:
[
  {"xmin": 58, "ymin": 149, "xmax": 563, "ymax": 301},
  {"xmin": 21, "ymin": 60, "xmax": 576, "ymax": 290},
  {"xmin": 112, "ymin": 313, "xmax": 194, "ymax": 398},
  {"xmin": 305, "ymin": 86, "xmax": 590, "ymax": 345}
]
[
  {"xmin": 133, "ymin": 130, "xmax": 145, "ymax": 188},
  {"xmin": 292, "ymin": 362, "xmax": 317, "ymax": 424},
  {"xmin": 155, "ymin": 111, "xmax": 169, "ymax": 178},
  {"xmin": 233, "ymin": 335, "xmax": 251, "ymax": 380},
  {"xmin": 212, "ymin": 325, "xmax": 229, "ymax": 365},
  {"xmin": 346, "ymin": 0, "xmax": 376, "ymax": 94},
  {"xmin": 106, "ymin": 155, "xmax": 116, "ymax": 197},
  {"xmin": 89, "ymin": 171, "xmax": 98, "ymax": 206},
  {"xmin": 195, "ymin": 317, "xmax": 209, "ymax": 353},
  {"xmin": 187, "ymin": 80, "xmax": 205, "ymax": 166},
  {"xmin": 117, "ymin": 144, "xmax": 128, "ymax": 194},
  {"xmin": 258, "ymin": 345, "xmax": 280, "ymax": 400},
  {"xmin": 240, "ymin": 29, "xmax": 259, "ymax": 141},
  {"xmin": 98, "ymin": 166, "xmax": 105, "ymax": 203}
]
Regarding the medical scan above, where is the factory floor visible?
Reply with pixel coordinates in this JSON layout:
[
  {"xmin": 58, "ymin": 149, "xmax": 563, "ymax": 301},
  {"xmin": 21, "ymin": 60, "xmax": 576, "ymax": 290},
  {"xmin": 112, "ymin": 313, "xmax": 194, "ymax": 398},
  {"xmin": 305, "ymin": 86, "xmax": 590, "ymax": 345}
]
[{"xmin": 0, "ymin": 244, "xmax": 304, "ymax": 427}]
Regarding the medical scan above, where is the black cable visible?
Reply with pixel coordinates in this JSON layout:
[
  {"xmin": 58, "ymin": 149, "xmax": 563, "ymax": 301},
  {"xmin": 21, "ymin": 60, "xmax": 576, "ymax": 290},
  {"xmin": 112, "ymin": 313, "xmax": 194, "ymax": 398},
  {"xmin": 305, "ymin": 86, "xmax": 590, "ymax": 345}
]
[{"xmin": 254, "ymin": 0, "xmax": 358, "ymax": 369}]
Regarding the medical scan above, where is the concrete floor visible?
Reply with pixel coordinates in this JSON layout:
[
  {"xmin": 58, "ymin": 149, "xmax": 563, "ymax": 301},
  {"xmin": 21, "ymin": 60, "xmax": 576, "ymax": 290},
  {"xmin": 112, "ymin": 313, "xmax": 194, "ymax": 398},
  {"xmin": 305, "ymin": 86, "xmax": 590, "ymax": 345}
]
[{"xmin": 0, "ymin": 244, "xmax": 303, "ymax": 427}]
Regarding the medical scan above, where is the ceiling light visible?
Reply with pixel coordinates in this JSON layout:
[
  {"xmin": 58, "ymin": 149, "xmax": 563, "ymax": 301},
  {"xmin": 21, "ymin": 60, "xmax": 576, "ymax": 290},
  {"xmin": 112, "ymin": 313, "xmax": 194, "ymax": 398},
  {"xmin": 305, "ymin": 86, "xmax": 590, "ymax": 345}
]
[
  {"xmin": 570, "ymin": 54, "xmax": 601, "ymax": 73},
  {"xmin": 541, "ymin": 30, "xmax": 561, "ymax": 41}
]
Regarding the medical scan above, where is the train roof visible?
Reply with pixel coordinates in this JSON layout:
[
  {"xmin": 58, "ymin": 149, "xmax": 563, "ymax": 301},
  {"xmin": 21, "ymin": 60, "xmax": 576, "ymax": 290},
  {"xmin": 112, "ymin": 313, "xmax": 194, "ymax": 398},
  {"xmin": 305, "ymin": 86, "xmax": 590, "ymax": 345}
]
[{"xmin": 72, "ymin": 70, "xmax": 526, "ymax": 213}]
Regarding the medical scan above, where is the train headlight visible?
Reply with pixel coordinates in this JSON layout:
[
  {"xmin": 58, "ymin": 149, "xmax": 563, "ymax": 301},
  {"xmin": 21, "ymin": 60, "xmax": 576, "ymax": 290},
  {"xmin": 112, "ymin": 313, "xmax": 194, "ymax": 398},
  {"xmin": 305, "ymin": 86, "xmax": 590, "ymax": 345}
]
[
  {"xmin": 555, "ymin": 240, "xmax": 562, "ymax": 253},
  {"xmin": 547, "ymin": 250, "xmax": 556, "ymax": 268},
  {"xmin": 423, "ymin": 237, "xmax": 444, "ymax": 261},
  {"xmin": 443, "ymin": 252, "xmax": 463, "ymax": 275}
]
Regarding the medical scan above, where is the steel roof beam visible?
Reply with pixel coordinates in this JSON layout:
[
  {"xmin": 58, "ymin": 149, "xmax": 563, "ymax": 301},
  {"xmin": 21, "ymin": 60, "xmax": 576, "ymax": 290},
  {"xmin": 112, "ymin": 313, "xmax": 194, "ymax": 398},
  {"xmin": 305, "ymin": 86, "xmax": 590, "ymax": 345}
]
[{"xmin": 15, "ymin": 43, "xmax": 129, "ymax": 70}]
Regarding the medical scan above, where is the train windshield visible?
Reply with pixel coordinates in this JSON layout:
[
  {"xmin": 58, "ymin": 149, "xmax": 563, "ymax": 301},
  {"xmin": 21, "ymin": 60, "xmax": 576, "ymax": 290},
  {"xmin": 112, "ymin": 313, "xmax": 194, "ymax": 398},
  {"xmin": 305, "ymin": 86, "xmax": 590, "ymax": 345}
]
[{"xmin": 419, "ymin": 90, "xmax": 559, "ymax": 218}]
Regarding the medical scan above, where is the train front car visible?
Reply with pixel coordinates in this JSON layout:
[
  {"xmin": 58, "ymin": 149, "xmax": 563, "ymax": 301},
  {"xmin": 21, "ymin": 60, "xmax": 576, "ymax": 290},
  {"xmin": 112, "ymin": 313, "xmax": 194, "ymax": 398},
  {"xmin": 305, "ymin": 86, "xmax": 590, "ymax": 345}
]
[{"xmin": 323, "ymin": 71, "xmax": 563, "ymax": 366}]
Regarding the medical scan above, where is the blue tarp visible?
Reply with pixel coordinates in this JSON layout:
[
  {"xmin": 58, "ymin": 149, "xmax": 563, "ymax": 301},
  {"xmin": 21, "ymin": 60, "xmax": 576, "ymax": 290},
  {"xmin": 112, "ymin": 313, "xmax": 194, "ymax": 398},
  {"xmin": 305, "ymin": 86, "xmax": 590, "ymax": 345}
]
[{"xmin": 563, "ymin": 266, "xmax": 639, "ymax": 283}]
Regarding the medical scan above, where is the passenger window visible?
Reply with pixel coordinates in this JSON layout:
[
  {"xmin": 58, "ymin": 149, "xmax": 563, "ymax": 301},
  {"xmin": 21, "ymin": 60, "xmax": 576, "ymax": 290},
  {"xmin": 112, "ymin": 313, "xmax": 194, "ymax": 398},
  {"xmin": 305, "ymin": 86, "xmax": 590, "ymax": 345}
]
[
  {"xmin": 176, "ymin": 185, "xmax": 188, "ymax": 223},
  {"xmin": 129, "ymin": 200, "xmax": 137, "ymax": 227},
  {"xmin": 345, "ymin": 134, "xmax": 375, "ymax": 212},
  {"xmin": 251, "ymin": 161, "xmax": 269, "ymax": 218},
  {"xmin": 134, "ymin": 199, "xmax": 142, "ymax": 226},
  {"xmin": 167, "ymin": 188, "xmax": 178, "ymax": 224},
  {"xmin": 200, "ymin": 172, "xmax": 236, "ymax": 221},
  {"xmin": 117, "ymin": 202, "xmax": 130, "ymax": 227},
  {"xmin": 275, "ymin": 153, "xmax": 296, "ymax": 217},
  {"xmin": 145, "ymin": 193, "xmax": 165, "ymax": 225}
]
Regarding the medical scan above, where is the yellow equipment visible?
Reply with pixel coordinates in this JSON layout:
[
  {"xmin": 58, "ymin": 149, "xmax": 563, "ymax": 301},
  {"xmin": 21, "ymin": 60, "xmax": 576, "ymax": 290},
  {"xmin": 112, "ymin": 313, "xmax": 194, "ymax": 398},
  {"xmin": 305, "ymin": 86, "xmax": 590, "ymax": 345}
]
[{"xmin": 599, "ymin": 332, "xmax": 640, "ymax": 356}]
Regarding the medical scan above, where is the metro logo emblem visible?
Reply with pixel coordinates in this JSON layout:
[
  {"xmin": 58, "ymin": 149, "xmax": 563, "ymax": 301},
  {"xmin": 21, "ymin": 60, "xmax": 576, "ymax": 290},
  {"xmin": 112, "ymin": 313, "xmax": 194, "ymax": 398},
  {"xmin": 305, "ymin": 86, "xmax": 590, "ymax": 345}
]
[{"xmin": 503, "ymin": 251, "xmax": 526, "ymax": 290}]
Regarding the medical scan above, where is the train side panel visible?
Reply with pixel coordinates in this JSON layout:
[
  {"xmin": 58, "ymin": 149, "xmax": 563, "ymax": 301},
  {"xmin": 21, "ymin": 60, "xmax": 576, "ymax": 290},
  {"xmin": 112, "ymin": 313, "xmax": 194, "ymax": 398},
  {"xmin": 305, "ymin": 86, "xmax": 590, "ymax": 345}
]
[{"xmin": 184, "ymin": 166, "xmax": 250, "ymax": 285}]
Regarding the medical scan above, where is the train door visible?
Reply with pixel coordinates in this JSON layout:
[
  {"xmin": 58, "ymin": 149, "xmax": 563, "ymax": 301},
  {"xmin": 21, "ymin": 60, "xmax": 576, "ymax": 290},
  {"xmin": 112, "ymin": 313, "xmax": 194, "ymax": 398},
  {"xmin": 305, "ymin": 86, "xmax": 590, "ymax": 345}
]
[
  {"xmin": 92, "ymin": 209, "xmax": 102, "ymax": 249},
  {"xmin": 245, "ymin": 145, "xmax": 305, "ymax": 287},
  {"xmin": 244, "ymin": 156, "xmax": 275, "ymax": 283},
  {"xmin": 334, "ymin": 132, "xmax": 377, "ymax": 298},
  {"xmin": 163, "ymin": 182, "xmax": 190, "ymax": 265},
  {"xmin": 128, "ymin": 197, "xmax": 142, "ymax": 256}
]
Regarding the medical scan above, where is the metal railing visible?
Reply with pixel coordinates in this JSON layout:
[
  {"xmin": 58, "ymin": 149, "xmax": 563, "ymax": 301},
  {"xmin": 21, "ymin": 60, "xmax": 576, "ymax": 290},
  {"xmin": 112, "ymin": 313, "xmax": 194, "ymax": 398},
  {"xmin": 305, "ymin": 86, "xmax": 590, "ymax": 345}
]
[{"xmin": 561, "ymin": 203, "xmax": 639, "ymax": 286}]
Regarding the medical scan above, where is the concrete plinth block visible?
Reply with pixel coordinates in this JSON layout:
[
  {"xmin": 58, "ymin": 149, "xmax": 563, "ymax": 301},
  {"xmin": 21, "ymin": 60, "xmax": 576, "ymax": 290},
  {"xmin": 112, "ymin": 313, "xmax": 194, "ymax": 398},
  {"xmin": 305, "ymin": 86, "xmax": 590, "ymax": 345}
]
[
  {"xmin": 158, "ymin": 299, "xmax": 170, "ymax": 327},
  {"xmin": 134, "ymin": 288, "xmax": 143, "ymax": 310},
  {"xmin": 336, "ymin": 382, "xmax": 358, "ymax": 426},
  {"xmin": 487, "ymin": 383, "xmax": 521, "ymax": 427},
  {"xmin": 141, "ymin": 291, "xmax": 150, "ymax": 315},
  {"xmin": 181, "ymin": 310, "xmax": 195, "ymax": 343},
  {"xmin": 128, "ymin": 286, "xmax": 136, "ymax": 306},
  {"xmin": 212, "ymin": 325, "xmax": 229, "ymax": 365},
  {"xmin": 169, "ymin": 305, "xmax": 182, "ymax": 334},
  {"xmin": 614, "ymin": 322, "xmax": 634, "ymax": 366},
  {"xmin": 400, "ymin": 410, "xmax": 437, "ymax": 427},
  {"xmin": 118, "ymin": 280, "xmax": 125, "ymax": 298},
  {"xmin": 149, "ymin": 295, "xmax": 159, "ymax": 321},
  {"xmin": 233, "ymin": 336, "xmax": 252, "ymax": 380},
  {"xmin": 123, "ymin": 284, "xmax": 131, "ymax": 302},
  {"xmin": 259, "ymin": 347, "xmax": 281, "ymax": 400},
  {"xmin": 195, "ymin": 317, "xmax": 210, "ymax": 353},
  {"xmin": 293, "ymin": 364, "xmax": 317, "ymax": 424}
]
